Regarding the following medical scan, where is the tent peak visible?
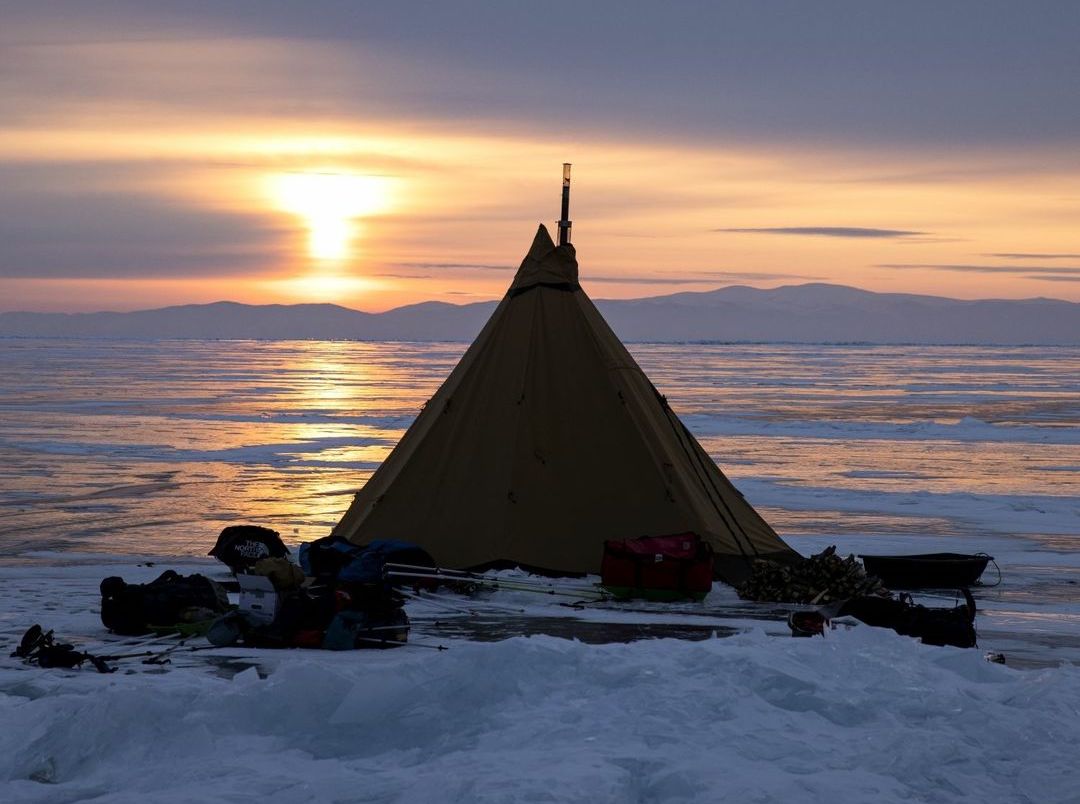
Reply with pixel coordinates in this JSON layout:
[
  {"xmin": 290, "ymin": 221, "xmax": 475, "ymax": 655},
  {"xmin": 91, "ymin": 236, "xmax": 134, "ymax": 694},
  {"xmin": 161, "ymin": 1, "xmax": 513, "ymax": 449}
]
[
  {"xmin": 529, "ymin": 223, "xmax": 556, "ymax": 255},
  {"xmin": 509, "ymin": 224, "xmax": 579, "ymax": 294}
]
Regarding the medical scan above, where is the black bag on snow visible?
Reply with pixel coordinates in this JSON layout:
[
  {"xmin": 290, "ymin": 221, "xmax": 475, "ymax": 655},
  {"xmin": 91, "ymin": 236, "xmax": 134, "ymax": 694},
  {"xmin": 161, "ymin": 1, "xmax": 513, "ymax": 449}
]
[
  {"xmin": 209, "ymin": 525, "xmax": 289, "ymax": 573},
  {"xmin": 838, "ymin": 589, "xmax": 978, "ymax": 648},
  {"xmin": 100, "ymin": 570, "xmax": 231, "ymax": 635}
]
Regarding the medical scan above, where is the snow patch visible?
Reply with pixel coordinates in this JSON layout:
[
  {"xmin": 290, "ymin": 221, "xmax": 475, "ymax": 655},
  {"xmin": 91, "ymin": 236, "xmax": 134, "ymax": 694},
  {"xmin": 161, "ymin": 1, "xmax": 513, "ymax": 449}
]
[{"xmin": 2, "ymin": 630, "xmax": 1079, "ymax": 803}]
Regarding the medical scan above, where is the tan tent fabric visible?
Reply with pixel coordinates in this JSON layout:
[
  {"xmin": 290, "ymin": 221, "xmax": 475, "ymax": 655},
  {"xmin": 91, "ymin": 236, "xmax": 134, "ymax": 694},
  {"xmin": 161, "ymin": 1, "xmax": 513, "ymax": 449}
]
[{"xmin": 333, "ymin": 225, "xmax": 798, "ymax": 583}]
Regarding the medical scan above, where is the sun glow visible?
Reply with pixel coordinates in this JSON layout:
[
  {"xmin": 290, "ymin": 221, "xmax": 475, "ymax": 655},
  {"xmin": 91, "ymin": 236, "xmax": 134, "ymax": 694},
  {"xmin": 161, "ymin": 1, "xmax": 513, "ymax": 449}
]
[
  {"xmin": 266, "ymin": 273, "xmax": 386, "ymax": 300},
  {"xmin": 268, "ymin": 171, "xmax": 393, "ymax": 261}
]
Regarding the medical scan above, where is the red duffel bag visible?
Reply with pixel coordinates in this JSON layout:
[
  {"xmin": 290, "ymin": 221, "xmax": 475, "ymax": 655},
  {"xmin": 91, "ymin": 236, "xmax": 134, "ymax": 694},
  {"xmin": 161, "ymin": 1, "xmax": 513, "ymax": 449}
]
[{"xmin": 601, "ymin": 532, "xmax": 714, "ymax": 601}]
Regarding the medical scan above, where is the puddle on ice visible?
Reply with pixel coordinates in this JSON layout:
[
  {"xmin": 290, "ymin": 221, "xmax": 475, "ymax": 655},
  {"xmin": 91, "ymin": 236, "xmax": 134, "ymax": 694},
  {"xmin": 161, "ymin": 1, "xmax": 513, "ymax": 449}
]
[{"xmin": 415, "ymin": 614, "xmax": 739, "ymax": 644}]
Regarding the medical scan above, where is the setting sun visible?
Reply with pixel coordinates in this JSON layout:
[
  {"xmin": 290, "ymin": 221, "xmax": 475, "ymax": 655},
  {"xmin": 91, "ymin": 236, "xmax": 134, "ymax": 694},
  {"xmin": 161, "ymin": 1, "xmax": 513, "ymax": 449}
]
[{"xmin": 268, "ymin": 171, "xmax": 394, "ymax": 261}]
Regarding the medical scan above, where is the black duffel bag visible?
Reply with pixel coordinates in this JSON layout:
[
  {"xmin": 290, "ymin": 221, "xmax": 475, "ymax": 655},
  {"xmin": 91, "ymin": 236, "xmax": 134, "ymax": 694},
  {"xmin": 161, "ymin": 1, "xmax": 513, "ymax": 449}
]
[{"xmin": 100, "ymin": 570, "xmax": 230, "ymax": 635}]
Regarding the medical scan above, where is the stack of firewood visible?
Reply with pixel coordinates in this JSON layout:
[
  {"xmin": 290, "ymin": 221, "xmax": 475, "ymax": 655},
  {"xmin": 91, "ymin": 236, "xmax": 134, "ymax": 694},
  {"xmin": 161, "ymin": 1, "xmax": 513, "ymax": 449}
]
[{"xmin": 737, "ymin": 546, "xmax": 890, "ymax": 604}]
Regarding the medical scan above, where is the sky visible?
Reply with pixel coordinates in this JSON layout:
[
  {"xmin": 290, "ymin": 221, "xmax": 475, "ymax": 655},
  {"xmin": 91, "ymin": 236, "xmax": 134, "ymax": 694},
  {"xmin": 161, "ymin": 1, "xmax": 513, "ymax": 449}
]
[{"xmin": 3, "ymin": 1, "xmax": 1080, "ymax": 312}]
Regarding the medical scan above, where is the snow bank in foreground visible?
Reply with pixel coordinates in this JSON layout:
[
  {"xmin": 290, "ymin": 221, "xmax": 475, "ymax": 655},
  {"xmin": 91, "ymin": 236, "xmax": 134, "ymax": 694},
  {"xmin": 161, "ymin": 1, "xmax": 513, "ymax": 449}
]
[{"xmin": 2, "ymin": 628, "xmax": 1078, "ymax": 803}]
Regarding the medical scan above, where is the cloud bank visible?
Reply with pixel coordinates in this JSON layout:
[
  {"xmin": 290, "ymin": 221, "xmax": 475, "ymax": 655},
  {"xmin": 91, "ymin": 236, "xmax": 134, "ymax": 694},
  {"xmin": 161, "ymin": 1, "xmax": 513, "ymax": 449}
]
[{"xmin": 718, "ymin": 227, "xmax": 926, "ymax": 239}]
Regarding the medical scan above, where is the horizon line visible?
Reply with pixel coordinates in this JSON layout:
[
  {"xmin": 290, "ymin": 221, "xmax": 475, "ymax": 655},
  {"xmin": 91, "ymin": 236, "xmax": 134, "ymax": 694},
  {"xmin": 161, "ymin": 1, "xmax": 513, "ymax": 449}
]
[{"xmin": 2, "ymin": 279, "xmax": 1076, "ymax": 317}]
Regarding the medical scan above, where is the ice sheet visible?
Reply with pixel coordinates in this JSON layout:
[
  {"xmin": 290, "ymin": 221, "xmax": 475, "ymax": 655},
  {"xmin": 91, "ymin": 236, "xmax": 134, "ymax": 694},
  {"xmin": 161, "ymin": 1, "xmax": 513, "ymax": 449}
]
[{"xmin": 1, "ymin": 339, "xmax": 1077, "ymax": 802}]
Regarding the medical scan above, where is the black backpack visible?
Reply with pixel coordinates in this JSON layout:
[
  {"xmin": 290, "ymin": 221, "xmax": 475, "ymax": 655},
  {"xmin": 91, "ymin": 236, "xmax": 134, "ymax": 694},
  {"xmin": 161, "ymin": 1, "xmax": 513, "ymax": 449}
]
[{"xmin": 100, "ymin": 570, "xmax": 230, "ymax": 635}]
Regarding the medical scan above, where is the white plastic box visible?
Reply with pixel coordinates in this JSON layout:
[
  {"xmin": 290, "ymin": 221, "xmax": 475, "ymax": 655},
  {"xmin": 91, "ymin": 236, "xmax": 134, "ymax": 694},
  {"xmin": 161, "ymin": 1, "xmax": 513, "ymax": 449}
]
[{"xmin": 237, "ymin": 574, "xmax": 280, "ymax": 625}]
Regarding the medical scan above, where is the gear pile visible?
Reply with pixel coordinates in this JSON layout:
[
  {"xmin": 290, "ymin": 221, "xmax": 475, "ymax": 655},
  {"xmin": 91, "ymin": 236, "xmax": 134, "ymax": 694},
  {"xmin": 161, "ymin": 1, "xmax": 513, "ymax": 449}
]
[{"xmin": 737, "ymin": 546, "xmax": 890, "ymax": 604}]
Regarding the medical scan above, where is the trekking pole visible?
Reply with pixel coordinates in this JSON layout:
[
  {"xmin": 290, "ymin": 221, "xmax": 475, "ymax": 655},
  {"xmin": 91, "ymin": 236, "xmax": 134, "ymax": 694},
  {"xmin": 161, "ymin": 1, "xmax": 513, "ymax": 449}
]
[
  {"xmin": 68, "ymin": 630, "xmax": 184, "ymax": 660},
  {"xmin": 397, "ymin": 562, "xmax": 605, "ymax": 595},
  {"xmin": 484, "ymin": 579, "xmax": 607, "ymax": 600},
  {"xmin": 354, "ymin": 636, "xmax": 448, "ymax": 651},
  {"xmin": 103, "ymin": 643, "xmax": 242, "ymax": 663},
  {"xmin": 388, "ymin": 570, "xmax": 599, "ymax": 599},
  {"xmin": 385, "ymin": 563, "xmax": 604, "ymax": 596},
  {"xmin": 385, "ymin": 569, "xmax": 607, "ymax": 600},
  {"xmin": 99, "ymin": 638, "xmax": 193, "ymax": 664},
  {"xmin": 385, "ymin": 561, "xmax": 465, "ymax": 576},
  {"xmin": 400, "ymin": 587, "xmax": 528, "ymax": 615},
  {"xmin": 398, "ymin": 588, "xmax": 481, "ymax": 616}
]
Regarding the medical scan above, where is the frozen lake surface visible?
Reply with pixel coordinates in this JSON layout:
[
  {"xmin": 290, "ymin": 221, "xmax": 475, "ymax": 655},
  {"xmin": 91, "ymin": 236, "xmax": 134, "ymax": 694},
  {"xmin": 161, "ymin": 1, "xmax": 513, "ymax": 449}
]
[
  {"xmin": 1, "ymin": 339, "xmax": 1075, "ymax": 555},
  {"xmin": 1, "ymin": 339, "xmax": 1078, "ymax": 802}
]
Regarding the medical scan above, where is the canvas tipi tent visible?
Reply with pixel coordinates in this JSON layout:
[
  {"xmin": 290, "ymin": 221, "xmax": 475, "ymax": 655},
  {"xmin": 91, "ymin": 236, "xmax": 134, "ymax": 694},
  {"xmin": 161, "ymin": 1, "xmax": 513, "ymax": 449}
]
[{"xmin": 333, "ymin": 225, "xmax": 798, "ymax": 583}]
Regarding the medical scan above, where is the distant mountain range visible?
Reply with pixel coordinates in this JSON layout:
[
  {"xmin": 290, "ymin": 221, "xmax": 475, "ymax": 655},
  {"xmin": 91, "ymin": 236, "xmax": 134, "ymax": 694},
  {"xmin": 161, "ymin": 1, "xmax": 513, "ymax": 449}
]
[{"xmin": 2, "ymin": 283, "xmax": 1078, "ymax": 344}]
